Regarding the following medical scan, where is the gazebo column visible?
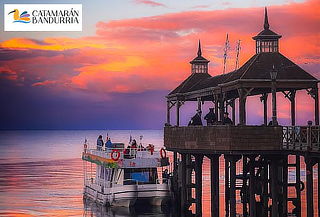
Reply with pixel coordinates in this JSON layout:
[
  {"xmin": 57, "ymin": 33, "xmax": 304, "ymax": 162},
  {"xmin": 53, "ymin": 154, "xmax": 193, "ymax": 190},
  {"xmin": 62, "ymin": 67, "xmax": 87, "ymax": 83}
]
[
  {"xmin": 314, "ymin": 87, "xmax": 319, "ymax": 125},
  {"xmin": 231, "ymin": 99, "xmax": 236, "ymax": 125},
  {"xmin": 291, "ymin": 91, "xmax": 296, "ymax": 125},
  {"xmin": 176, "ymin": 100, "xmax": 181, "ymax": 126},
  {"xmin": 197, "ymin": 97, "xmax": 202, "ymax": 114},
  {"xmin": 238, "ymin": 88, "xmax": 250, "ymax": 125},
  {"xmin": 282, "ymin": 90, "xmax": 296, "ymax": 126},
  {"xmin": 307, "ymin": 87, "xmax": 319, "ymax": 125},
  {"xmin": 219, "ymin": 94, "xmax": 225, "ymax": 122},
  {"xmin": 260, "ymin": 93, "xmax": 268, "ymax": 125},
  {"xmin": 214, "ymin": 94, "xmax": 219, "ymax": 122},
  {"xmin": 167, "ymin": 100, "xmax": 171, "ymax": 125}
]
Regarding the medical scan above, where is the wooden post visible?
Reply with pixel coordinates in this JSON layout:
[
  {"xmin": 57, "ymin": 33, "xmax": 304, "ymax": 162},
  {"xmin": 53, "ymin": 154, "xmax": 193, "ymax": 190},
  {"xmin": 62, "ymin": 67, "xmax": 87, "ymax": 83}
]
[
  {"xmin": 314, "ymin": 87, "xmax": 319, "ymax": 125},
  {"xmin": 282, "ymin": 156, "xmax": 288, "ymax": 216},
  {"xmin": 225, "ymin": 157, "xmax": 230, "ymax": 217},
  {"xmin": 181, "ymin": 153, "xmax": 187, "ymax": 215},
  {"xmin": 210, "ymin": 155, "xmax": 220, "ymax": 217},
  {"xmin": 249, "ymin": 156, "xmax": 256, "ymax": 217},
  {"xmin": 220, "ymin": 94, "xmax": 225, "ymax": 122},
  {"xmin": 262, "ymin": 156, "xmax": 269, "ymax": 216},
  {"xmin": 261, "ymin": 93, "xmax": 268, "ymax": 125},
  {"xmin": 242, "ymin": 156, "xmax": 248, "ymax": 217},
  {"xmin": 295, "ymin": 155, "xmax": 301, "ymax": 217},
  {"xmin": 186, "ymin": 154, "xmax": 192, "ymax": 204},
  {"xmin": 271, "ymin": 157, "xmax": 279, "ymax": 217},
  {"xmin": 305, "ymin": 157, "xmax": 314, "ymax": 217},
  {"xmin": 238, "ymin": 88, "xmax": 246, "ymax": 125},
  {"xmin": 195, "ymin": 154, "xmax": 204, "ymax": 217},
  {"xmin": 214, "ymin": 94, "xmax": 219, "ymax": 122},
  {"xmin": 271, "ymin": 81, "xmax": 278, "ymax": 125},
  {"xmin": 167, "ymin": 100, "xmax": 171, "ymax": 125},
  {"xmin": 174, "ymin": 152, "xmax": 178, "ymax": 170},
  {"xmin": 232, "ymin": 99, "xmax": 236, "ymax": 125},
  {"xmin": 264, "ymin": 94, "xmax": 268, "ymax": 125},
  {"xmin": 230, "ymin": 157, "xmax": 237, "ymax": 217},
  {"xmin": 176, "ymin": 100, "xmax": 180, "ymax": 126},
  {"xmin": 291, "ymin": 91, "xmax": 296, "ymax": 126},
  {"xmin": 197, "ymin": 97, "xmax": 202, "ymax": 114}
]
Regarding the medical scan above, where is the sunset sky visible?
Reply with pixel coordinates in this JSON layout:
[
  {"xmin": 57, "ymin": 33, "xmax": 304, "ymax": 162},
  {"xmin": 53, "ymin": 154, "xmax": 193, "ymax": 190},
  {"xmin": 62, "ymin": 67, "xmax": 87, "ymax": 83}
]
[{"xmin": 0, "ymin": 0, "xmax": 319, "ymax": 129}]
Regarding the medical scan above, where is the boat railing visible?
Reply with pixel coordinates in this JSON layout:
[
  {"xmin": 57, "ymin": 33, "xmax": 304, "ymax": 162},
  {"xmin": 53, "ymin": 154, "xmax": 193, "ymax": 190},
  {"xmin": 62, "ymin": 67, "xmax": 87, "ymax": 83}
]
[{"xmin": 84, "ymin": 147, "xmax": 166, "ymax": 160}]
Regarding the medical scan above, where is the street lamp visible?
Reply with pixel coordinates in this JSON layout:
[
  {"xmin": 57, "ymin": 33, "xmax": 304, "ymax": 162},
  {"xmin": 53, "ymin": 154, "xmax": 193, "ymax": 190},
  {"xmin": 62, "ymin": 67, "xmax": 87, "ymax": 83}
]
[{"xmin": 270, "ymin": 65, "xmax": 278, "ymax": 126}]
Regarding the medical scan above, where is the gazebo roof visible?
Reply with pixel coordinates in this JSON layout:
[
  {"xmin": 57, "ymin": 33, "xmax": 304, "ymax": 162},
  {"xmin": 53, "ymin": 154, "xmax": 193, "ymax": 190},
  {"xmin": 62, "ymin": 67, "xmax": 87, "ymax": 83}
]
[
  {"xmin": 169, "ymin": 73, "xmax": 211, "ymax": 95},
  {"xmin": 223, "ymin": 52, "xmax": 317, "ymax": 83},
  {"xmin": 167, "ymin": 52, "xmax": 318, "ymax": 99}
]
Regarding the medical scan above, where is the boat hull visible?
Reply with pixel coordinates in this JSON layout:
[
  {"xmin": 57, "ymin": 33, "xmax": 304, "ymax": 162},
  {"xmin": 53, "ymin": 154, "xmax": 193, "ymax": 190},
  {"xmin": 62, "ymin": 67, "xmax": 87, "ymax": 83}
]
[
  {"xmin": 84, "ymin": 183, "xmax": 170, "ymax": 207},
  {"xmin": 84, "ymin": 184, "xmax": 138, "ymax": 207}
]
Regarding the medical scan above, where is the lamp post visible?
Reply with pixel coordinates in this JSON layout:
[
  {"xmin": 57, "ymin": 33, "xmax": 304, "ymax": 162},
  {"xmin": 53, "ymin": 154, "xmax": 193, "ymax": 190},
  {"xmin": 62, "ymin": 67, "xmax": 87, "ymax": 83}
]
[{"xmin": 270, "ymin": 65, "xmax": 278, "ymax": 126}]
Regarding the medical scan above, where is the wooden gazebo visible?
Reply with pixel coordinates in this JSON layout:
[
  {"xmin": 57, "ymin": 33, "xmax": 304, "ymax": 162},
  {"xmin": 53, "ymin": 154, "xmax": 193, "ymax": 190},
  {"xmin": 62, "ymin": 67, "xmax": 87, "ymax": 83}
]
[
  {"xmin": 164, "ymin": 8, "xmax": 320, "ymax": 217},
  {"xmin": 166, "ymin": 8, "xmax": 318, "ymax": 126}
]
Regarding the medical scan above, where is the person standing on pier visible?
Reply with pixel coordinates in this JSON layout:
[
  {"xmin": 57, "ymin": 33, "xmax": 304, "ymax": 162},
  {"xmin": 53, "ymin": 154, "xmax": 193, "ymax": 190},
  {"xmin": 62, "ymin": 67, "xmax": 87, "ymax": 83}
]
[
  {"xmin": 223, "ymin": 112, "xmax": 233, "ymax": 125},
  {"xmin": 188, "ymin": 110, "xmax": 203, "ymax": 126},
  {"xmin": 204, "ymin": 108, "xmax": 216, "ymax": 125}
]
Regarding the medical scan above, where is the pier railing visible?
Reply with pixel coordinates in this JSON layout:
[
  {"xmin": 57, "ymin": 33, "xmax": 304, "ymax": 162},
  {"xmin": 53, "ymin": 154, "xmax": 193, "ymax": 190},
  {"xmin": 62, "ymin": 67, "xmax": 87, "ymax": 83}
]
[
  {"xmin": 164, "ymin": 125, "xmax": 320, "ymax": 153},
  {"xmin": 282, "ymin": 126, "xmax": 320, "ymax": 152}
]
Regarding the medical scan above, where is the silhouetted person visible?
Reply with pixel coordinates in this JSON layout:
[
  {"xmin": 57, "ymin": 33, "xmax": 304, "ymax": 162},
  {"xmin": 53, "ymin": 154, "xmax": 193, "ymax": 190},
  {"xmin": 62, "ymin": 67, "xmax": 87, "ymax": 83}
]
[
  {"xmin": 131, "ymin": 139, "xmax": 137, "ymax": 149},
  {"xmin": 162, "ymin": 169, "xmax": 169, "ymax": 184},
  {"xmin": 96, "ymin": 135, "xmax": 103, "ymax": 150},
  {"xmin": 223, "ymin": 112, "xmax": 233, "ymax": 125},
  {"xmin": 188, "ymin": 111, "xmax": 202, "ymax": 126},
  {"xmin": 105, "ymin": 137, "xmax": 112, "ymax": 149},
  {"xmin": 204, "ymin": 108, "xmax": 216, "ymax": 125}
]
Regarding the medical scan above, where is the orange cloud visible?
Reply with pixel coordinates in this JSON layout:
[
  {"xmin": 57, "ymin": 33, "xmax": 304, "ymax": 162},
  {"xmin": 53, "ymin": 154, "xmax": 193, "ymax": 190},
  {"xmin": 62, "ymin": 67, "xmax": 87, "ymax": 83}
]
[{"xmin": 0, "ymin": 0, "xmax": 319, "ymax": 95}]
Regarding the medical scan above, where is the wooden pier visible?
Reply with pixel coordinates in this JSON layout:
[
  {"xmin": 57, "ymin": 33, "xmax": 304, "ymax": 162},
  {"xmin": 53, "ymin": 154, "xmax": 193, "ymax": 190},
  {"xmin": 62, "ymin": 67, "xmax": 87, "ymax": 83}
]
[{"xmin": 164, "ymin": 8, "xmax": 319, "ymax": 217}]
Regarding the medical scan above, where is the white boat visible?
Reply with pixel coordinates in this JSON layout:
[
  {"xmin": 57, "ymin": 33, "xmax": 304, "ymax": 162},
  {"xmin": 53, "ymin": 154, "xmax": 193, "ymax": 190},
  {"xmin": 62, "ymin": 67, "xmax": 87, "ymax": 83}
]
[{"xmin": 82, "ymin": 139, "xmax": 171, "ymax": 207}]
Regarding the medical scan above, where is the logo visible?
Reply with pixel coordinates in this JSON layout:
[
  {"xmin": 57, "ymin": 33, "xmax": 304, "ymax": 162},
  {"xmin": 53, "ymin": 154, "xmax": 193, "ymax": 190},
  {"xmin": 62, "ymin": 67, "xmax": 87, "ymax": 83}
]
[
  {"xmin": 4, "ymin": 4, "xmax": 82, "ymax": 31},
  {"xmin": 8, "ymin": 9, "xmax": 31, "ymax": 23}
]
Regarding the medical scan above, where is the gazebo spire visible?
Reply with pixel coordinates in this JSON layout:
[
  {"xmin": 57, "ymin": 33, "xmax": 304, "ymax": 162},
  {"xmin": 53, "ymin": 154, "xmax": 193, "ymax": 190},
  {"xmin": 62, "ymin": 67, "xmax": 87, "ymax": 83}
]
[
  {"xmin": 264, "ymin": 7, "xmax": 270, "ymax": 30},
  {"xmin": 190, "ymin": 40, "xmax": 209, "ymax": 74},
  {"xmin": 197, "ymin": 40, "xmax": 202, "ymax": 57},
  {"xmin": 253, "ymin": 7, "xmax": 281, "ymax": 53}
]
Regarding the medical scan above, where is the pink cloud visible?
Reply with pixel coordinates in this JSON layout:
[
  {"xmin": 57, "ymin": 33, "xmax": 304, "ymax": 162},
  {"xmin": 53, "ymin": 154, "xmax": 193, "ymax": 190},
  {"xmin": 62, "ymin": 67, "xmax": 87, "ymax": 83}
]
[
  {"xmin": 0, "ymin": 0, "xmax": 319, "ymax": 97},
  {"xmin": 134, "ymin": 0, "xmax": 166, "ymax": 7}
]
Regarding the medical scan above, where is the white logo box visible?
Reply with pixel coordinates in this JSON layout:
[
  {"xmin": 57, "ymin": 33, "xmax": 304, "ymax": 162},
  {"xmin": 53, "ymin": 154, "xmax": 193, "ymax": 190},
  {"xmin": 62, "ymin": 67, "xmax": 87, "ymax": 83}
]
[{"xmin": 4, "ymin": 4, "xmax": 82, "ymax": 31}]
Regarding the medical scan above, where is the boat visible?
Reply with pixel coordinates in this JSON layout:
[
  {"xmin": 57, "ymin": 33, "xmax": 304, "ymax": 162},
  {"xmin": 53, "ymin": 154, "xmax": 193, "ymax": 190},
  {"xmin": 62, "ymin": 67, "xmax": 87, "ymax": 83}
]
[{"xmin": 82, "ymin": 137, "xmax": 171, "ymax": 207}]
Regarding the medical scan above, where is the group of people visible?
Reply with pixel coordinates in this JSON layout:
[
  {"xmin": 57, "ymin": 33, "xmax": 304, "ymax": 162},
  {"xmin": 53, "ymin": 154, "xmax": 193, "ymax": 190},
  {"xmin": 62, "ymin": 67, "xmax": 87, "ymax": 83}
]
[
  {"xmin": 188, "ymin": 108, "xmax": 233, "ymax": 126},
  {"xmin": 96, "ymin": 135, "xmax": 112, "ymax": 150}
]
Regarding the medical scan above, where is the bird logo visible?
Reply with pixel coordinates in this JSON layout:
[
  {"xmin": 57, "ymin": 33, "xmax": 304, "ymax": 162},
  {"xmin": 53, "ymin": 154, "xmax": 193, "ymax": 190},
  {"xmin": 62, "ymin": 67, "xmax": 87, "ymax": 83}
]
[{"xmin": 8, "ymin": 9, "xmax": 31, "ymax": 23}]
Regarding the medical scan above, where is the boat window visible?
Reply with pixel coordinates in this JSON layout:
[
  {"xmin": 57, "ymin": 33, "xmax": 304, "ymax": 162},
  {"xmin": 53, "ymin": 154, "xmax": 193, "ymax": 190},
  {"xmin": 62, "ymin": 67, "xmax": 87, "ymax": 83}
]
[{"xmin": 124, "ymin": 168, "xmax": 158, "ymax": 184}]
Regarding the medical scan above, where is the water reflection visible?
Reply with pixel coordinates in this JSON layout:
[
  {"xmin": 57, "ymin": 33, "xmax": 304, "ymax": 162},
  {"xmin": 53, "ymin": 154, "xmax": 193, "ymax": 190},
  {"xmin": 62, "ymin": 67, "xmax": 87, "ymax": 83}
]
[
  {"xmin": 83, "ymin": 198, "xmax": 173, "ymax": 217},
  {"xmin": 0, "ymin": 131, "xmax": 318, "ymax": 216}
]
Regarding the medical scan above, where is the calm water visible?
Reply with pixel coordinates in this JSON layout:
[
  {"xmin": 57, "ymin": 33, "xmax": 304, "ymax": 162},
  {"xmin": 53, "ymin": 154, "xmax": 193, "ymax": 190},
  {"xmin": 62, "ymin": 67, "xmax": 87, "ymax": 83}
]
[{"xmin": 0, "ymin": 130, "xmax": 318, "ymax": 217}]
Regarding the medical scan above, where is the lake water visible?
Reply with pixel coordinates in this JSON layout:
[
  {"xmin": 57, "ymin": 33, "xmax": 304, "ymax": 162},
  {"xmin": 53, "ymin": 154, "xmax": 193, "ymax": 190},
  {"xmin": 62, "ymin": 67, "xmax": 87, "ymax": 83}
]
[{"xmin": 0, "ymin": 130, "xmax": 318, "ymax": 216}]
